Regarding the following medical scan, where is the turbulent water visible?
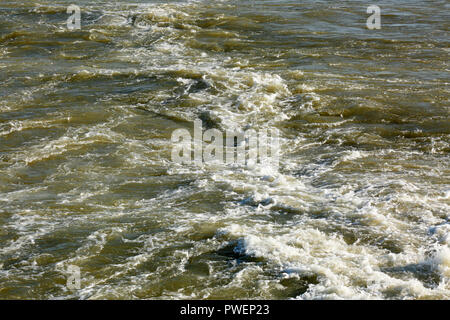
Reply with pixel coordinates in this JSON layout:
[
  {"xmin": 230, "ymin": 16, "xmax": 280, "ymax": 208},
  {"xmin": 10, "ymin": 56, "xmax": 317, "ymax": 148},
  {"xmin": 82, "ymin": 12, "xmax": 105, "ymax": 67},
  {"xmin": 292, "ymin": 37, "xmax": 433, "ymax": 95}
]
[{"xmin": 0, "ymin": 0, "xmax": 449, "ymax": 299}]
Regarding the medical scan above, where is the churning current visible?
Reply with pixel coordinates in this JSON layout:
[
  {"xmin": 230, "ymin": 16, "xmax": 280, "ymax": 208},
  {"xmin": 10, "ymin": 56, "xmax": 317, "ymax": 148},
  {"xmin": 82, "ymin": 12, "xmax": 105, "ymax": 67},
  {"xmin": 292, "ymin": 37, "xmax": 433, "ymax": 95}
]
[{"xmin": 0, "ymin": 0, "xmax": 449, "ymax": 299}]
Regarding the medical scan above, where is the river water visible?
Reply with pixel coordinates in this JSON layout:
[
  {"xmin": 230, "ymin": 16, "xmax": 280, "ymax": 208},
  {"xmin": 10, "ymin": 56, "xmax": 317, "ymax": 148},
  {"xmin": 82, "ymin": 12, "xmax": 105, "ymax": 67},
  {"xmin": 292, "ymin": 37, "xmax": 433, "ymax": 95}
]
[{"xmin": 0, "ymin": 0, "xmax": 449, "ymax": 299}]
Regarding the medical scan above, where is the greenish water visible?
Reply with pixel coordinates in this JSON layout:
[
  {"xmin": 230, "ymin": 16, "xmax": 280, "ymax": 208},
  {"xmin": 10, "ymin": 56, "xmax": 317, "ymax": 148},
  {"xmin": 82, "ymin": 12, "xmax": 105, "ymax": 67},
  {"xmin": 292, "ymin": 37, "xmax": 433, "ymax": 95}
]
[{"xmin": 0, "ymin": 0, "xmax": 449, "ymax": 299}]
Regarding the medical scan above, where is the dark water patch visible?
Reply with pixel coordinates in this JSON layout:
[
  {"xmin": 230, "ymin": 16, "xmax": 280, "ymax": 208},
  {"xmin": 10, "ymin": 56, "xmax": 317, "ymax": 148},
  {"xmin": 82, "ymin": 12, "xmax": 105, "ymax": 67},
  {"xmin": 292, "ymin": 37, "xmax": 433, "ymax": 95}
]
[
  {"xmin": 382, "ymin": 262, "xmax": 442, "ymax": 290},
  {"xmin": 277, "ymin": 273, "xmax": 320, "ymax": 298},
  {"xmin": 217, "ymin": 241, "xmax": 264, "ymax": 264}
]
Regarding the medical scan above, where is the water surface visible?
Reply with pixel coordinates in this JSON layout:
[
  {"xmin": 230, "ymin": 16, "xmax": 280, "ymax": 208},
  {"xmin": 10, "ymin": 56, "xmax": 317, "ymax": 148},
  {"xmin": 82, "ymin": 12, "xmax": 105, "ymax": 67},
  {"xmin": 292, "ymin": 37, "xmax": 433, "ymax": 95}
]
[{"xmin": 0, "ymin": 0, "xmax": 449, "ymax": 299}]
